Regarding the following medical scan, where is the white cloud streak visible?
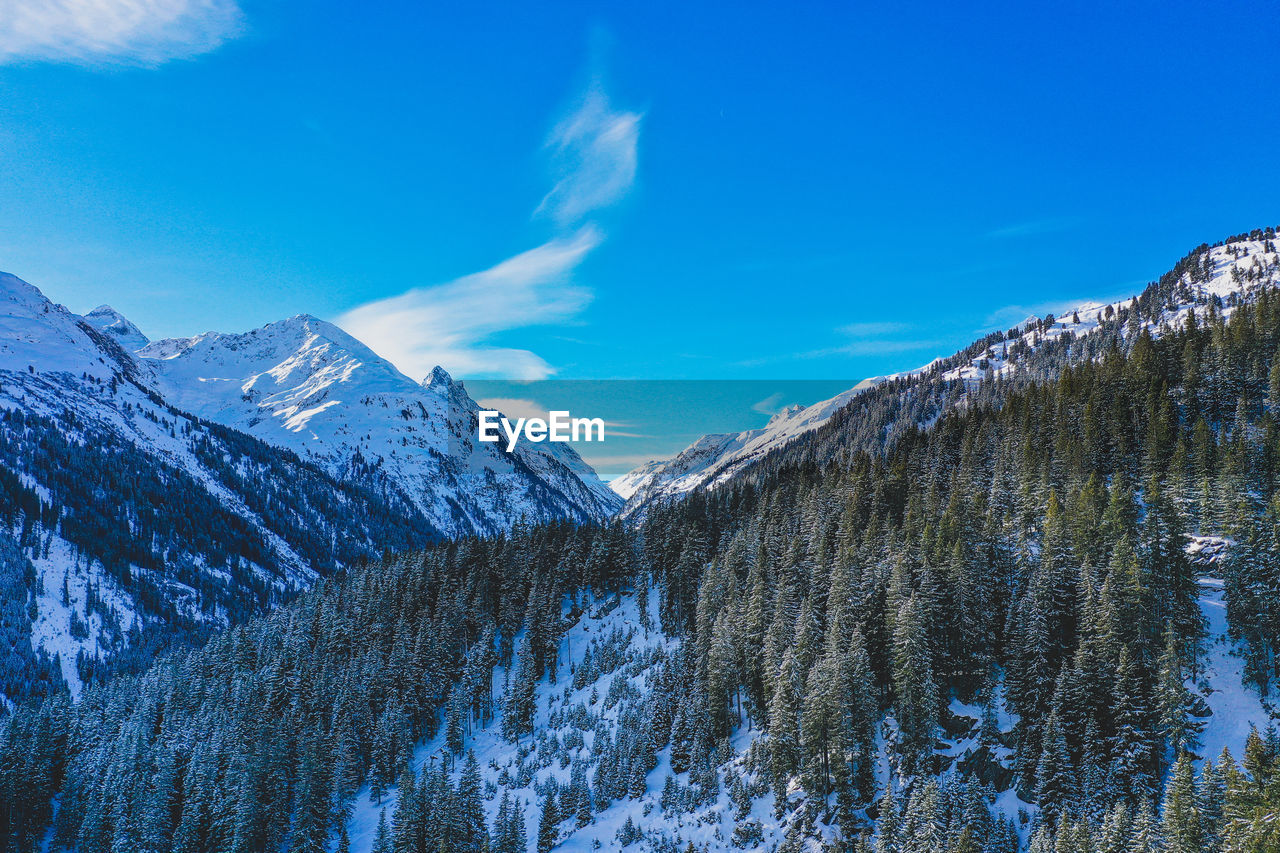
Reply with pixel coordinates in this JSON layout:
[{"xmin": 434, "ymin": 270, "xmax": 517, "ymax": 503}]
[
  {"xmin": 537, "ymin": 82, "xmax": 641, "ymax": 226},
  {"xmin": 750, "ymin": 392, "xmax": 784, "ymax": 416},
  {"xmin": 474, "ymin": 397, "xmax": 550, "ymax": 422},
  {"xmin": 984, "ymin": 216, "xmax": 1081, "ymax": 240},
  {"xmin": 337, "ymin": 75, "xmax": 639, "ymax": 380},
  {"xmin": 0, "ymin": 0, "xmax": 243, "ymax": 65},
  {"xmin": 835, "ymin": 321, "xmax": 910, "ymax": 337},
  {"xmin": 336, "ymin": 228, "xmax": 600, "ymax": 381}
]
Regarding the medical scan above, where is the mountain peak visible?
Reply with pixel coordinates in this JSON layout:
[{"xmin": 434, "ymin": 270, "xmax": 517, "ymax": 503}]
[
  {"xmin": 84, "ymin": 304, "xmax": 150, "ymax": 351},
  {"xmin": 765, "ymin": 403, "xmax": 804, "ymax": 428},
  {"xmin": 423, "ymin": 365, "xmax": 454, "ymax": 388},
  {"xmin": 0, "ymin": 270, "xmax": 57, "ymax": 310}
]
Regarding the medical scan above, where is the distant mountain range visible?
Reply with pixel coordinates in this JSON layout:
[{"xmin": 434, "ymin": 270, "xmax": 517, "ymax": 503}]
[
  {"xmin": 8, "ymin": 229, "xmax": 1280, "ymax": 853},
  {"xmin": 0, "ymin": 273, "xmax": 618, "ymax": 703},
  {"xmin": 101, "ymin": 309, "xmax": 621, "ymax": 535},
  {"xmin": 3, "ymin": 230, "xmax": 1277, "ymax": 706},
  {"xmin": 615, "ymin": 230, "xmax": 1280, "ymax": 515}
]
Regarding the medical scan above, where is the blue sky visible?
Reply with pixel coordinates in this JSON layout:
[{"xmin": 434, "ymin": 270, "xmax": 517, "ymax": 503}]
[{"xmin": 2, "ymin": 0, "xmax": 1278, "ymax": 385}]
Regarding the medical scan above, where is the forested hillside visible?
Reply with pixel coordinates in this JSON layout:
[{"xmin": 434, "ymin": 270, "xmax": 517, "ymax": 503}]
[
  {"xmin": 0, "ymin": 267, "xmax": 620, "ymax": 710},
  {"xmin": 5, "ymin": 235, "xmax": 1280, "ymax": 851},
  {"xmin": 622, "ymin": 229, "xmax": 1280, "ymax": 518},
  {"xmin": 0, "ymin": 398, "xmax": 440, "ymax": 704}
]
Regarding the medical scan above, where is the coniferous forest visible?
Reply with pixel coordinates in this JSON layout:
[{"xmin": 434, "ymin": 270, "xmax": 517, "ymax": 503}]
[{"xmin": 6, "ymin": 234, "xmax": 1280, "ymax": 851}]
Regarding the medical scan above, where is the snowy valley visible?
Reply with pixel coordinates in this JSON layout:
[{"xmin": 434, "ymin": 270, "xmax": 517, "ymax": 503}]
[{"xmin": 4, "ymin": 231, "xmax": 1280, "ymax": 853}]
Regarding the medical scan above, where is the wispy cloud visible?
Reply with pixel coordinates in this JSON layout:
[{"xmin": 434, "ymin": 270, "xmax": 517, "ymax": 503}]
[
  {"xmin": 984, "ymin": 216, "xmax": 1081, "ymax": 240},
  {"xmin": 835, "ymin": 321, "xmax": 911, "ymax": 338},
  {"xmin": 981, "ymin": 302, "xmax": 1063, "ymax": 331},
  {"xmin": 337, "ymin": 228, "xmax": 599, "ymax": 380},
  {"xmin": 750, "ymin": 392, "xmax": 785, "ymax": 416},
  {"xmin": 337, "ymin": 74, "xmax": 639, "ymax": 379},
  {"xmin": 824, "ymin": 320, "xmax": 941, "ymax": 356},
  {"xmin": 474, "ymin": 397, "xmax": 649, "ymax": 437},
  {"xmin": 980, "ymin": 281, "xmax": 1148, "ymax": 334},
  {"xmin": 737, "ymin": 319, "xmax": 942, "ymax": 368},
  {"xmin": 475, "ymin": 397, "xmax": 551, "ymax": 422},
  {"xmin": 803, "ymin": 338, "xmax": 943, "ymax": 358},
  {"xmin": 0, "ymin": 0, "xmax": 243, "ymax": 66},
  {"xmin": 585, "ymin": 452, "xmax": 678, "ymax": 475},
  {"xmin": 537, "ymin": 82, "xmax": 641, "ymax": 226}
]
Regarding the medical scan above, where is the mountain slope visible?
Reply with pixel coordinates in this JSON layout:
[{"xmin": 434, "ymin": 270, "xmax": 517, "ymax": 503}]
[
  {"xmin": 618, "ymin": 228, "xmax": 1280, "ymax": 514},
  {"xmin": 613, "ymin": 380, "xmax": 876, "ymax": 509},
  {"xmin": 0, "ymin": 273, "xmax": 443, "ymax": 701},
  {"xmin": 9, "ymin": 228, "xmax": 1280, "ymax": 852},
  {"xmin": 83, "ymin": 304, "xmax": 149, "ymax": 352},
  {"xmin": 0, "ymin": 270, "xmax": 623, "ymax": 703},
  {"xmin": 136, "ymin": 314, "xmax": 621, "ymax": 536}
]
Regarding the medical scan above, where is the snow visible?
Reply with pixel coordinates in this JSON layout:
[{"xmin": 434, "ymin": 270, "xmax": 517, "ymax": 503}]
[
  {"xmin": 608, "ymin": 459, "xmax": 667, "ymax": 500},
  {"xmin": 616, "ymin": 381, "xmax": 879, "ymax": 514},
  {"xmin": 940, "ymin": 238, "xmax": 1280, "ymax": 388},
  {"xmin": 335, "ymin": 531, "xmax": 1280, "ymax": 852},
  {"xmin": 0, "ymin": 272, "xmax": 126, "ymax": 380},
  {"xmin": 618, "ymin": 237, "xmax": 1280, "ymax": 515},
  {"xmin": 1189, "ymin": 536, "xmax": 1277, "ymax": 764},
  {"xmin": 25, "ymin": 530, "xmax": 141, "ymax": 701},
  {"xmin": 339, "ymin": 586, "xmax": 1043, "ymax": 853},
  {"xmin": 0, "ymin": 270, "xmax": 626, "ymax": 697},
  {"xmin": 341, "ymin": 591, "xmax": 670, "ymax": 851},
  {"xmin": 0, "ymin": 283, "xmax": 319, "ymax": 677},
  {"xmin": 137, "ymin": 314, "xmax": 621, "ymax": 536},
  {"xmin": 83, "ymin": 305, "xmax": 150, "ymax": 352},
  {"xmin": 341, "ymin": 589, "xmax": 797, "ymax": 853}
]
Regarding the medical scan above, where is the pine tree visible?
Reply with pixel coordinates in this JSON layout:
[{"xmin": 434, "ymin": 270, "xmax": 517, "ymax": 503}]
[
  {"xmin": 1197, "ymin": 752, "xmax": 1227, "ymax": 847},
  {"xmin": 1155, "ymin": 625, "xmax": 1203, "ymax": 768},
  {"xmin": 1034, "ymin": 708, "xmax": 1078, "ymax": 825},
  {"xmin": 492, "ymin": 791, "xmax": 527, "ymax": 853},
  {"xmin": 874, "ymin": 782, "xmax": 901, "ymax": 853},
  {"xmin": 292, "ymin": 745, "xmax": 334, "ymax": 853},
  {"xmin": 801, "ymin": 642, "xmax": 842, "ymax": 800},
  {"xmin": 1126, "ymin": 801, "xmax": 1163, "ymax": 853},
  {"xmin": 446, "ymin": 684, "xmax": 467, "ymax": 755},
  {"xmin": 537, "ymin": 787, "xmax": 559, "ymax": 853},
  {"xmin": 768, "ymin": 648, "xmax": 802, "ymax": 812},
  {"xmin": 891, "ymin": 594, "xmax": 938, "ymax": 773},
  {"xmin": 1109, "ymin": 648, "xmax": 1156, "ymax": 805},
  {"xmin": 504, "ymin": 634, "xmax": 538, "ymax": 742},
  {"xmin": 1098, "ymin": 800, "xmax": 1132, "ymax": 853},
  {"xmin": 1160, "ymin": 751, "xmax": 1202, "ymax": 853},
  {"xmin": 372, "ymin": 809, "xmax": 391, "ymax": 853},
  {"xmin": 457, "ymin": 751, "xmax": 487, "ymax": 851}
]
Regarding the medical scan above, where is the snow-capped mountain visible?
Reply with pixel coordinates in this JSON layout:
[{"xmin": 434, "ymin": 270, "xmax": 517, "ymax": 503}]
[
  {"xmin": 84, "ymin": 304, "xmax": 150, "ymax": 352},
  {"xmin": 612, "ymin": 380, "xmax": 877, "ymax": 507},
  {"xmin": 0, "ymin": 273, "xmax": 137, "ymax": 381},
  {"xmin": 0, "ymin": 271, "xmax": 617, "ymax": 704},
  {"xmin": 0, "ymin": 272, "xmax": 428, "ymax": 698},
  {"xmin": 617, "ymin": 232, "xmax": 1280, "ymax": 514},
  {"xmin": 936, "ymin": 234, "xmax": 1280, "ymax": 386},
  {"xmin": 132, "ymin": 313, "xmax": 621, "ymax": 536}
]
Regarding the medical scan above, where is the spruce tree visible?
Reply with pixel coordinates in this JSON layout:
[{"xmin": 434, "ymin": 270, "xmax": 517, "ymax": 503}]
[
  {"xmin": 537, "ymin": 788, "xmax": 559, "ymax": 853},
  {"xmin": 372, "ymin": 809, "xmax": 391, "ymax": 853},
  {"xmin": 768, "ymin": 649, "xmax": 802, "ymax": 813},
  {"xmin": 1160, "ymin": 751, "xmax": 1202, "ymax": 853}
]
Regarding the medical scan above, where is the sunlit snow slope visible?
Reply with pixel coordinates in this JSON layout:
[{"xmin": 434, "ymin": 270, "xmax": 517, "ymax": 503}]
[
  {"xmin": 617, "ymin": 235, "xmax": 1280, "ymax": 514},
  {"xmin": 135, "ymin": 316, "xmax": 621, "ymax": 537}
]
